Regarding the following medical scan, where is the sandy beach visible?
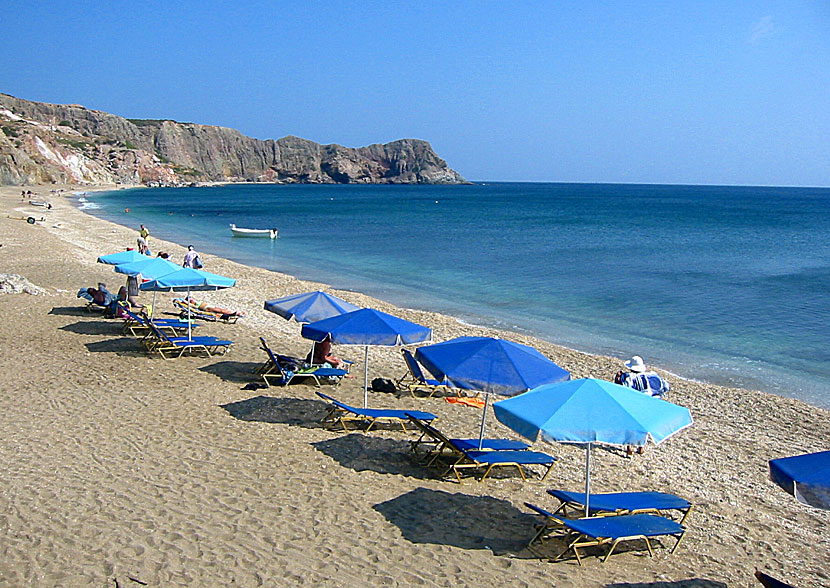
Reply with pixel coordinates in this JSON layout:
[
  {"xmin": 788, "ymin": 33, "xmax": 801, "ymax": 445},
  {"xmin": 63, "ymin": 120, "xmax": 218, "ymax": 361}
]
[{"xmin": 1, "ymin": 184, "xmax": 827, "ymax": 588}]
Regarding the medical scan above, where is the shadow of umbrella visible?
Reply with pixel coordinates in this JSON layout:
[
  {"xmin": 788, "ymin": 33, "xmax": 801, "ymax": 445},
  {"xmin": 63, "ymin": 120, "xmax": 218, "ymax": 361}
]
[
  {"xmin": 373, "ymin": 487, "xmax": 529, "ymax": 555},
  {"xmin": 221, "ymin": 396, "xmax": 330, "ymax": 428},
  {"xmin": 311, "ymin": 434, "xmax": 435, "ymax": 480},
  {"xmin": 200, "ymin": 360, "xmax": 264, "ymax": 383},
  {"xmin": 60, "ymin": 320, "xmax": 120, "ymax": 336},
  {"xmin": 49, "ymin": 306, "xmax": 93, "ymax": 317}
]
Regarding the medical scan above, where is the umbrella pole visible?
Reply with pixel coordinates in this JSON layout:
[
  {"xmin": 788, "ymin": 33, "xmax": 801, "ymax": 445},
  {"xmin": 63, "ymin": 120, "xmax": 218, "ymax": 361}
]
[
  {"xmin": 363, "ymin": 345, "xmax": 369, "ymax": 408},
  {"xmin": 187, "ymin": 287, "xmax": 192, "ymax": 340},
  {"xmin": 478, "ymin": 393, "xmax": 490, "ymax": 450},
  {"xmin": 584, "ymin": 443, "xmax": 592, "ymax": 517}
]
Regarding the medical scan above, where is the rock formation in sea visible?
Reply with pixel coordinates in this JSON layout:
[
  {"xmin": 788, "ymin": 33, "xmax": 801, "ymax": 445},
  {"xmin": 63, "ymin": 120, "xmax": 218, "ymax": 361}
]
[{"xmin": 0, "ymin": 93, "xmax": 466, "ymax": 186}]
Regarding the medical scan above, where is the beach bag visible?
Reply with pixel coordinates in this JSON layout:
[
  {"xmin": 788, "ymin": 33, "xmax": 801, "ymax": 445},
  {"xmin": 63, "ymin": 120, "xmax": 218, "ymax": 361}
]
[
  {"xmin": 372, "ymin": 378, "xmax": 397, "ymax": 393},
  {"xmin": 193, "ymin": 255, "xmax": 203, "ymax": 269}
]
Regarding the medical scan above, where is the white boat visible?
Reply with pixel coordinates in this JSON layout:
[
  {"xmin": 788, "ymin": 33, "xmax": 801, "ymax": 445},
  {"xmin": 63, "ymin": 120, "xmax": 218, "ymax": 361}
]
[{"xmin": 230, "ymin": 223, "xmax": 278, "ymax": 239}]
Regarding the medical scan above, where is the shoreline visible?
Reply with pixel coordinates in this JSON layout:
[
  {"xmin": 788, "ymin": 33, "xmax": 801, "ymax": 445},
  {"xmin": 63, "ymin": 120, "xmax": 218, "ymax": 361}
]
[{"xmin": 1, "ymin": 183, "xmax": 828, "ymax": 587}]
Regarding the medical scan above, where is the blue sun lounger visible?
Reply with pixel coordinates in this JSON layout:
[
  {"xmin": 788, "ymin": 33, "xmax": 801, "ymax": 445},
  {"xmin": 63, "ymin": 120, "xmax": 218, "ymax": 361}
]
[
  {"xmin": 145, "ymin": 323, "xmax": 233, "ymax": 359},
  {"xmin": 316, "ymin": 392, "xmax": 437, "ymax": 432},
  {"xmin": 525, "ymin": 491, "xmax": 692, "ymax": 550},
  {"xmin": 445, "ymin": 448, "xmax": 557, "ymax": 483},
  {"xmin": 406, "ymin": 414, "xmax": 529, "ymax": 465},
  {"xmin": 547, "ymin": 490, "xmax": 693, "ymax": 524},
  {"xmin": 122, "ymin": 308, "xmax": 199, "ymax": 337},
  {"xmin": 554, "ymin": 513, "xmax": 686, "ymax": 564}
]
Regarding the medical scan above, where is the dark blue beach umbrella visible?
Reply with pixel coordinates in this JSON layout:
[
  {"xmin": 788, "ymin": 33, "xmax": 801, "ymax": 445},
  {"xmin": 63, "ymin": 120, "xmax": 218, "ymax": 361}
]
[
  {"xmin": 768, "ymin": 450, "xmax": 830, "ymax": 510},
  {"xmin": 264, "ymin": 290, "xmax": 360, "ymax": 324},
  {"xmin": 415, "ymin": 336, "xmax": 571, "ymax": 447},
  {"xmin": 140, "ymin": 267, "xmax": 236, "ymax": 339},
  {"xmin": 302, "ymin": 308, "xmax": 432, "ymax": 407},
  {"xmin": 494, "ymin": 378, "xmax": 693, "ymax": 515},
  {"xmin": 97, "ymin": 250, "xmax": 151, "ymax": 265}
]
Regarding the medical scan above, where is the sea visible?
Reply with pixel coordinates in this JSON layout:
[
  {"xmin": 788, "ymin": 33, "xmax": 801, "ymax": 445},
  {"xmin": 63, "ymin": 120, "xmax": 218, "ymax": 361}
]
[{"xmin": 76, "ymin": 182, "xmax": 830, "ymax": 410}]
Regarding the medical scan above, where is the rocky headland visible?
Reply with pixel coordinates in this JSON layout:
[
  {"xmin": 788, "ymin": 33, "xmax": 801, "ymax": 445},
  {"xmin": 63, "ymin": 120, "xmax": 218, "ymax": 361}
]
[{"xmin": 0, "ymin": 93, "xmax": 466, "ymax": 186}]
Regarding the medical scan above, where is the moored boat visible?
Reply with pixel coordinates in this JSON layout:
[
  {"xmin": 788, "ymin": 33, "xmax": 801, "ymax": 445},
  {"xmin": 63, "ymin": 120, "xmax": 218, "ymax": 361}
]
[{"xmin": 229, "ymin": 223, "xmax": 278, "ymax": 239}]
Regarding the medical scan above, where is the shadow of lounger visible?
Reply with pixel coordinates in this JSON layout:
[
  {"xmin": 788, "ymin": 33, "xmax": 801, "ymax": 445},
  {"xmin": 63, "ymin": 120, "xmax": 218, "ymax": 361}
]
[
  {"xmin": 221, "ymin": 396, "xmax": 330, "ymax": 428},
  {"xmin": 311, "ymin": 434, "xmax": 436, "ymax": 480}
]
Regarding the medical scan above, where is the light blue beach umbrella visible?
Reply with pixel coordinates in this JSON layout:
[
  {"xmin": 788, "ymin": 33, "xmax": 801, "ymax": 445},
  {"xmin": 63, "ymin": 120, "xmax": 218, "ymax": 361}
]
[
  {"xmin": 494, "ymin": 378, "xmax": 693, "ymax": 515},
  {"xmin": 415, "ymin": 336, "xmax": 571, "ymax": 447},
  {"xmin": 140, "ymin": 267, "xmax": 236, "ymax": 339},
  {"xmin": 264, "ymin": 291, "xmax": 361, "ymax": 324},
  {"xmin": 302, "ymin": 308, "xmax": 432, "ymax": 407},
  {"xmin": 113, "ymin": 257, "xmax": 183, "ymax": 314},
  {"xmin": 97, "ymin": 250, "xmax": 151, "ymax": 265},
  {"xmin": 114, "ymin": 257, "xmax": 181, "ymax": 280}
]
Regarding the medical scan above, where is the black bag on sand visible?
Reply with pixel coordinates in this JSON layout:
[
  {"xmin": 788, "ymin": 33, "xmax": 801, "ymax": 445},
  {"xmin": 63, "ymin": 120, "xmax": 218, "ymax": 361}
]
[{"xmin": 372, "ymin": 378, "xmax": 397, "ymax": 393}]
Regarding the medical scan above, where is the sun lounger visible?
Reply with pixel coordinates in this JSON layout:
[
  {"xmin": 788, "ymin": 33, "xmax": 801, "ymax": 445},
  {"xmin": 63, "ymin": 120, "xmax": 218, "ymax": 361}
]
[
  {"xmin": 258, "ymin": 338, "xmax": 347, "ymax": 387},
  {"xmin": 547, "ymin": 490, "xmax": 693, "ymax": 524},
  {"xmin": 524, "ymin": 491, "xmax": 692, "ymax": 550},
  {"xmin": 316, "ymin": 392, "xmax": 437, "ymax": 432},
  {"xmin": 406, "ymin": 413, "xmax": 529, "ymax": 465},
  {"xmin": 144, "ymin": 322, "xmax": 233, "ymax": 359},
  {"xmin": 173, "ymin": 298, "xmax": 242, "ymax": 323},
  {"xmin": 526, "ymin": 510, "xmax": 686, "ymax": 564},
  {"xmin": 122, "ymin": 308, "xmax": 199, "ymax": 337},
  {"xmin": 396, "ymin": 349, "xmax": 455, "ymax": 398}
]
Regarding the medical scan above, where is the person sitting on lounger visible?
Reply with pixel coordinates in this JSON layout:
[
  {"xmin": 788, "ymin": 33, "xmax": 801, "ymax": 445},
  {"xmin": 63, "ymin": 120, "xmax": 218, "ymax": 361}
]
[
  {"xmin": 185, "ymin": 297, "xmax": 246, "ymax": 317},
  {"xmin": 614, "ymin": 356, "xmax": 670, "ymax": 398},
  {"xmin": 78, "ymin": 284, "xmax": 115, "ymax": 307},
  {"xmin": 306, "ymin": 335, "xmax": 343, "ymax": 368}
]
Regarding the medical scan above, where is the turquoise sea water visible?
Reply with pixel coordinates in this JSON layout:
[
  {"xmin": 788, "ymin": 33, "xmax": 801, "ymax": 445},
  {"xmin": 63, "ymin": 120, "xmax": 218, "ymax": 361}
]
[{"xmin": 78, "ymin": 183, "xmax": 830, "ymax": 409}]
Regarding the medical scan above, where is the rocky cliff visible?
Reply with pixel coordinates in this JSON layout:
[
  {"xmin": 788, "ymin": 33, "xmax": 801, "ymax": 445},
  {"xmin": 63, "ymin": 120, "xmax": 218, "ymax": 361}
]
[{"xmin": 0, "ymin": 93, "xmax": 465, "ymax": 186}]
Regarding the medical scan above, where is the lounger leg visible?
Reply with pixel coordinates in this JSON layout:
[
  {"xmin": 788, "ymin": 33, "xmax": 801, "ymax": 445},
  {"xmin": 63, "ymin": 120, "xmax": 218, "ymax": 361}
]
[
  {"xmin": 678, "ymin": 505, "xmax": 693, "ymax": 526},
  {"xmin": 602, "ymin": 538, "xmax": 623, "ymax": 563},
  {"xmin": 643, "ymin": 536, "xmax": 654, "ymax": 558},
  {"xmin": 669, "ymin": 530, "xmax": 686, "ymax": 554},
  {"xmin": 554, "ymin": 534, "xmax": 584, "ymax": 565},
  {"xmin": 479, "ymin": 464, "xmax": 497, "ymax": 482},
  {"xmin": 539, "ymin": 463, "xmax": 554, "ymax": 482}
]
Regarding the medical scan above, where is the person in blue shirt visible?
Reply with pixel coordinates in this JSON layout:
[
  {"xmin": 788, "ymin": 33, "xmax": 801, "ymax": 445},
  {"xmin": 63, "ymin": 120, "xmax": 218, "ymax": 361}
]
[{"xmin": 614, "ymin": 355, "xmax": 671, "ymax": 398}]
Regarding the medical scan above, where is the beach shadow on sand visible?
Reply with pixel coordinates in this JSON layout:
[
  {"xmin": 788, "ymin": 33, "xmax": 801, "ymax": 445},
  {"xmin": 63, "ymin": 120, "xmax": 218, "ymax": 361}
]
[
  {"xmin": 221, "ymin": 395, "xmax": 330, "ymax": 428},
  {"xmin": 312, "ymin": 434, "xmax": 438, "ymax": 480},
  {"xmin": 605, "ymin": 582, "xmax": 728, "ymax": 588},
  {"xmin": 373, "ymin": 487, "xmax": 529, "ymax": 555},
  {"xmin": 60, "ymin": 320, "xmax": 120, "ymax": 336},
  {"xmin": 49, "ymin": 306, "xmax": 100, "ymax": 317},
  {"xmin": 200, "ymin": 360, "xmax": 262, "ymax": 383},
  {"xmin": 84, "ymin": 337, "xmax": 143, "ymax": 355}
]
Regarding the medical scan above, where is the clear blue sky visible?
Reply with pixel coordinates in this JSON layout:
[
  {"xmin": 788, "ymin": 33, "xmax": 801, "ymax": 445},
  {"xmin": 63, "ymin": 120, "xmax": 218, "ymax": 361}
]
[{"xmin": 2, "ymin": 1, "xmax": 828, "ymax": 186}]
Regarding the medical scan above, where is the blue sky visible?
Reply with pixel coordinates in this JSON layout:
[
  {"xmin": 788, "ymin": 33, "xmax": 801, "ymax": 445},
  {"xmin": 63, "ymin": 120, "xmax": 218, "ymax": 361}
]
[{"xmin": 2, "ymin": 1, "xmax": 828, "ymax": 186}]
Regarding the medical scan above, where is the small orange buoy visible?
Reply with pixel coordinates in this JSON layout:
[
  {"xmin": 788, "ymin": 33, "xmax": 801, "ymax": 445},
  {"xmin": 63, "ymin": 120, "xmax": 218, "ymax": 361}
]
[{"xmin": 125, "ymin": 208, "xmax": 130, "ymax": 213}]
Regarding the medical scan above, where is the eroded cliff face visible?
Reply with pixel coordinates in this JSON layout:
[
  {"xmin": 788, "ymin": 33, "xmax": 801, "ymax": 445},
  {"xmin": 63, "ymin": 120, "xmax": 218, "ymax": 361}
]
[{"xmin": 0, "ymin": 93, "xmax": 465, "ymax": 186}]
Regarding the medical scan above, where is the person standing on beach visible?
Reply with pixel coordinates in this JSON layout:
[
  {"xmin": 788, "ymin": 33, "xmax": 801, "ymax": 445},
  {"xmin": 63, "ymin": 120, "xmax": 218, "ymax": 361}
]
[
  {"xmin": 139, "ymin": 224, "xmax": 150, "ymax": 244},
  {"xmin": 182, "ymin": 245, "xmax": 201, "ymax": 268}
]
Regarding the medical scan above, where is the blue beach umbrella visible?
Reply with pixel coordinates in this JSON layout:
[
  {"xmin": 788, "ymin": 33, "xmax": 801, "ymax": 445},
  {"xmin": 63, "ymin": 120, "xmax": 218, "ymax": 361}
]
[
  {"xmin": 113, "ymin": 257, "xmax": 183, "ymax": 314},
  {"xmin": 494, "ymin": 378, "xmax": 693, "ymax": 515},
  {"xmin": 140, "ymin": 267, "xmax": 236, "ymax": 339},
  {"xmin": 97, "ymin": 250, "xmax": 151, "ymax": 265},
  {"xmin": 113, "ymin": 257, "xmax": 181, "ymax": 280},
  {"xmin": 768, "ymin": 450, "xmax": 830, "ymax": 510},
  {"xmin": 415, "ymin": 336, "xmax": 571, "ymax": 447},
  {"xmin": 264, "ymin": 291, "xmax": 360, "ymax": 324},
  {"xmin": 302, "ymin": 308, "xmax": 432, "ymax": 407}
]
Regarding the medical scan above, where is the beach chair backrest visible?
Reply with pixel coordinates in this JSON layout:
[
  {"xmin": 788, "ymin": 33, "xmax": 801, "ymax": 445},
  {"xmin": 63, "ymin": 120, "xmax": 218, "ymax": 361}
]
[
  {"xmin": 148, "ymin": 321, "xmax": 174, "ymax": 343},
  {"xmin": 406, "ymin": 414, "xmax": 451, "ymax": 445},
  {"xmin": 402, "ymin": 349, "xmax": 428, "ymax": 382},
  {"xmin": 260, "ymin": 339, "xmax": 285, "ymax": 377},
  {"xmin": 316, "ymin": 392, "xmax": 354, "ymax": 412}
]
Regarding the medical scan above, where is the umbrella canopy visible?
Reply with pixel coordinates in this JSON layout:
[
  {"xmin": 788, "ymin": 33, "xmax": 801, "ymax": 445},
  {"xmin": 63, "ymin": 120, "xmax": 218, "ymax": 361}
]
[
  {"xmin": 264, "ymin": 290, "xmax": 360, "ymax": 324},
  {"xmin": 415, "ymin": 336, "xmax": 570, "ymax": 394},
  {"xmin": 97, "ymin": 250, "xmax": 151, "ymax": 265},
  {"xmin": 494, "ymin": 378, "xmax": 693, "ymax": 514},
  {"xmin": 768, "ymin": 450, "xmax": 830, "ymax": 510},
  {"xmin": 415, "ymin": 336, "xmax": 570, "ymax": 447},
  {"xmin": 140, "ymin": 267, "xmax": 236, "ymax": 339},
  {"xmin": 301, "ymin": 308, "xmax": 432, "ymax": 407},
  {"xmin": 113, "ymin": 257, "xmax": 182, "ymax": 280}
]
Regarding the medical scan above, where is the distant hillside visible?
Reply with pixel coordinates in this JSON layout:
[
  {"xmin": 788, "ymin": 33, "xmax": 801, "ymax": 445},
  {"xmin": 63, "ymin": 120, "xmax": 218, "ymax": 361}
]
[{"xmin": 0, "ymin": 93, "xmax": 466, "ymax": 186}]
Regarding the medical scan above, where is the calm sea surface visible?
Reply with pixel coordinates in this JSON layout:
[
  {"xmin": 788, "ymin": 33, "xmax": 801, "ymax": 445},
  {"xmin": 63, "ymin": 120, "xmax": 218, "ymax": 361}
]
[{"xmin": 78, "ymin": 183, "xmax": 830, "ymax": 409}]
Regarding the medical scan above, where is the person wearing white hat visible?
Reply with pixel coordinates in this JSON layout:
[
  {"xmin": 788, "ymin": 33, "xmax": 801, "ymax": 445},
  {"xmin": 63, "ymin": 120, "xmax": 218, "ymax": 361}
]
[{"xmin": 614, "ymin": 355, "xmax": 671, "ymax": 398}]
